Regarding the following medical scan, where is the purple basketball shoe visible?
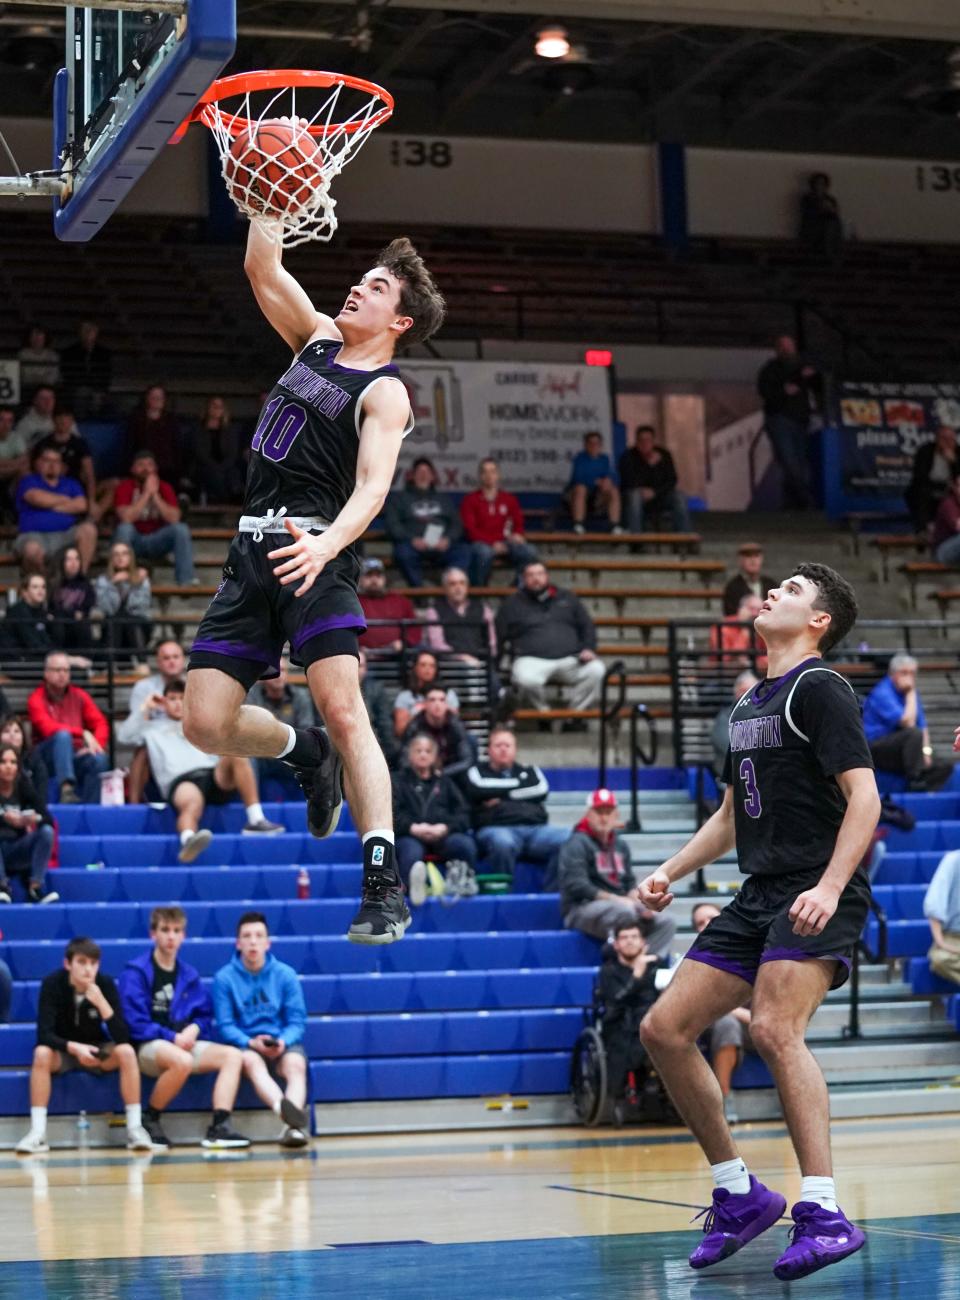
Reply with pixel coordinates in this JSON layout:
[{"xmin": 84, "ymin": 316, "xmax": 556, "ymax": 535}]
[
  {"xmin": 689, "ymin": 1175, "xmax": 787, "ymax": 1269},
  {"xmin": 772, "ymin": 1201, "xmax": 866, "ymax": 1280}
]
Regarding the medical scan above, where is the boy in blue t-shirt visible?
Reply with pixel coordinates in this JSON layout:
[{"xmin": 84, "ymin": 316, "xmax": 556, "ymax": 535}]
[{"xmin": 567, "ymin": 431, "xmax": 623, "ymax": 535}]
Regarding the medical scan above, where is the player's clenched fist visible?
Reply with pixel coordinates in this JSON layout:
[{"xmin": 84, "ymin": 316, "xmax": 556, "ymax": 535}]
[{"xmin": 637, "ymin": 869, "xmax": 674, "ymax": 912}]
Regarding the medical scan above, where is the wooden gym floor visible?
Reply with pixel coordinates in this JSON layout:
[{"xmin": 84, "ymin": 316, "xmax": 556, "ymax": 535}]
[{"xmin": 0, "ymin": 1114, "xmax": 958, "ymax": 1298}]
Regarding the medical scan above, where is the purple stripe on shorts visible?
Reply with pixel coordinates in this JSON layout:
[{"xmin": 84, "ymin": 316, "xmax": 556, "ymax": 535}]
[
  {"xmin": 760, "ymin": 948, "xmax": 851, "ymax": 972},
  {"xmin": 685, "ymin": 950, "xmax": 757, "ymax": 985},
  {"xmin": 291, "ymin": 614, "xmax": 367, "ymax": 652},
  {"xmin": 191, "ymin": 639, "xmax": 278, "ymax": 667}
]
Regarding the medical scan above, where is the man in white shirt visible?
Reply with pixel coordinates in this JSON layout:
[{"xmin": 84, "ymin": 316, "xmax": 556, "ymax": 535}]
[
  {"xmin": 144, "ymin": 681, "xmax": 281, "ymax": 862},
  {"xmin": 116, "ymin": 640, "xmax": 187, "ymax": 803}
]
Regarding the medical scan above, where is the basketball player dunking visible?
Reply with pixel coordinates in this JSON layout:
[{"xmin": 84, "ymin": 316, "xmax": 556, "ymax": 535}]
[
  {"xmin": 637, "ymin": 563, "xmax": 880, "ymax": 1281},
  {"xmin": 183, "ymin": 220, "xmax": 445, "ymax": 944}
]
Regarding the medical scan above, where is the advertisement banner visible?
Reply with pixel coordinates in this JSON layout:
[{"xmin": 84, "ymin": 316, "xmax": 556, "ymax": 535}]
[
  {"xmin": 393, "ymin": 360, "xmax": 613, "ymax": 493},
  {"xmin": 836, "ymin": 381, "xmax": 960, "ymax": 498}
]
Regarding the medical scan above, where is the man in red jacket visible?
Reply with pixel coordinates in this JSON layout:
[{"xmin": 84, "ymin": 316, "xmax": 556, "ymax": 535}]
[
  {"xmin": 28, "ymin": 651, "xmax": 109, "ymax": 803},
  {"xmin": 460, "ymin": 458, "xmax": 537, "ymax": 586},
  {"xmin": 358, "ymin": 557, "xmax": 421, "ymax": 654}
]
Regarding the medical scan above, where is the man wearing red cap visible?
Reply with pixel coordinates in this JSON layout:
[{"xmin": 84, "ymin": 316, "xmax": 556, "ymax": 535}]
[{"xmin": 558, "ymin": 788, "xmax": 676, "ymax": 957}]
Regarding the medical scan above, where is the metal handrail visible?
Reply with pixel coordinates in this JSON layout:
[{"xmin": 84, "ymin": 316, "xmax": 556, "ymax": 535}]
[
  {"xmin": 844, "ymin": 899, "xmax": 888, "ymax": 1041},
  {"xmin": 597, "ymin": 660, "xmax": 627, "ymax": 788},
  {"xmin": 625, "ymin": 703, "xmax": 658, "ymax": 833}
]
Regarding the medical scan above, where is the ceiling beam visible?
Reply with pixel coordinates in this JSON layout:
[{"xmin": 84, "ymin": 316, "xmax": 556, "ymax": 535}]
[
  {"xmin": 648, "ymin": 31, "xmax": 767, "ymax": 118},
  {"xmin": 352, "ymin": 0, "xmax": 960, "ymax": 42},
  {"xmin": 373, "ymin": 11, "xmax": 448, "ymax": 79},
  {"xmin": 733, "ymin": 36, "xmax": 864, "ymax": 125}
]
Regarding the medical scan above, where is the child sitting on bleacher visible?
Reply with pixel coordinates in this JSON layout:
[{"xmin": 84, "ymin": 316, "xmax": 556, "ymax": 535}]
[
  {"xmin": 16, "ymin": 937, "xmax": 153, "ymax": 1154},
  {"xmin": 118, "ymin": 906, "xmax": 250, "ymax": 1150}
]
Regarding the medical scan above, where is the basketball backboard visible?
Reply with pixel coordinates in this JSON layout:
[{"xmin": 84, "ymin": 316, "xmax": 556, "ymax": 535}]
[{"xmin": 51, "ymin": 0, "xmax": 235, "ymax": 241}]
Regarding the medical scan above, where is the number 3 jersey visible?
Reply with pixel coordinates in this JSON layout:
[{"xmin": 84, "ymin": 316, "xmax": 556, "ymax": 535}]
[
  {"xmin": 721, "ymin": 658, "xmax": 874, "ymax": 877},
  {"xmin": 242, "ymin": 338, "xmax": 413, "ymax": 525}
]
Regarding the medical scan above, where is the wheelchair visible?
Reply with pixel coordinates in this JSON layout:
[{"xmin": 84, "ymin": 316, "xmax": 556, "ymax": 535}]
[{"xmin": 569, "ymin": 984, "xmax": 680, "ymax": 1129}]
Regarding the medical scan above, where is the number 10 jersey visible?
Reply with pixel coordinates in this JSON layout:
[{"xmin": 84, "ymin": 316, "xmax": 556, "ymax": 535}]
[
  {"xmin": 243, "ymin": 337, "xmax": 413, "ymax": 527},
  {"xmin": 721, "ymin": 658, "xmax": 874, "ymax": 878}
]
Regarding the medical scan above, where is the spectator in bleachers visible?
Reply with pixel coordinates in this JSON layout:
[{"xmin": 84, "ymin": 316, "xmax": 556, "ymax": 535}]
[
  {"xmin": 14, "ymin": 444, "xmax": 97, "ymax": 575},
  {"xmin": 94, "ymin": 540, "xmax": 153, "ymax": 664},
  {"xmin": 722, "ymin": 542, "xmax": 776, "ymax": 617},
  {"xmin": 932, "ymin": 472, "xmax": 960, "ymax": 568},
  {"xmin": 401, "ymin": 686, "xmax": 475, "ymax": 784},
  {"xmin": 421, "ymin": 567, "xmax": 497, "ymax": 665},
  {"xmin": 597, "ymin": 916, "xmax": 662, "ymax": 1101},
  {"xmin": 690, "ymin": 902, "xmax": 752, "ymax": 1121},
  {"xmin": 2, "ymin": 573, "xmax": 57, "ymax": 662},
  {"xmin": 60, "ymin": 320, "xmax": 112, "ymax": 418},
  {"xmin": 143, "ymin": 680, "xmax": 282, "ymax": 862},
  {"xmin": 0, "ymin": 743, "xmax": 57, "ymax": 904},
  {"xmin": 460, "ymin": 458, "xmax": 537, "ymax": 585},
  {"xmin": 118, "ymin": 906, "xmax": 250, "ymax": 1150},
  {"xmin": 190, "ymin": 396, "xmax": 244, "ymax": 505},
  {"xmin": 0, "ymin": 715, "xmax": 48, "ymax": 797},
  {"xmin": 17, "ymin": 327, "xmax": 60, "ymax": 394},
  {"xmin": 359, "ymin": 647, "xmax": 399, "ymax": 769},
  {"xmin": 357, "ymin": 557, "xmax": 420, "ymax": 653},
  {"xmin": 392, "ymin": 649, "xmax": 460, "ymax": 737},
  {"xmin": 709, "ymin": 594, "xmax": 767, "ymax": 672},
  {"xmin": 559, "ymin": 788, "xmax": 676, "ymax": 957},
  {"xmin": 923, "ymin": 850, "xmax": 960, "ymax": 987},
  {"xmin": 757, "ymin": 336, "xmax": 821, "ymax": 510},
  {"xmin": 465, "ymin": 724, "xmax": 568, "ymax": 886},
  {"xmin": 28, "ymin": 651, "xmax": 109, "ymax": 802},
  {"xmin": 863, "ymin": 653, "xmax": 952, "ymax": 792},
  {"xmin": 906, "ymin": 427, "xmax": 957, "ymax": 534},
  {"xmin": 50, "ymin": 545, "xmax": 96, "ymax": 659},
  {"xmin": 212, "ymin": 912, "xmax": 310, "ymax": 1148},
  {"xmin": 798, "ymin": 172, "xmax": 843, "ymax": 260},
  {"xmin": 2, "ymin": 573, "xmax": 92, "ymax": 668},
  {"xmin": 15, "ymin": 936, "xmax": 153, "ymax": 1154},
  {"xmin": 14, "ymin": 385, "xmax": 57, "ymax": 446},
  {"xmin": 567, "ymin": 431, "xmax": 623, "ymax": 535},
  {"xmin": 393, "ymin": 733, "xmax": 477, "ymax": 904},
  {"xmin": 384, "ymin": 456, "xmax": 471, "ymax": 587},
  {"xmin": 496, "ymin": 560, "xmax": 605, "ymax": 725},
  {"xmin": 248, "ymin": 658, "xmax": 316, "ymax": 797},
  {"xmin": 35, "ymin": 408, "xmax": 96, "ymax": 508},
  {"xmin": 123, "ymin": 385, "xmax": 182, "ymax": 487},
  {"xmin": 114, "ymin": 451, "xmax": 196, "ymax": 586},
  {"xmin": 115, "ymin": 639, "xmax": 185, "ymax": 804},
  {"xmin": 0, "ymin": 405, "xmax": 29, "ymax": 519},
  {"xmin": 618, "ymin": 426, "xmax": 690, "ymax": 534},
  {"xmin": 711, "ymin": 669, "xmax": 761, "ymax": 779}
]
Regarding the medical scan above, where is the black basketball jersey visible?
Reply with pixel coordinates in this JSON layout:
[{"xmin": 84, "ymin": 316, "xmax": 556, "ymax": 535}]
[
  {"xmin": 721, "ymin": 658, "xmax": 874, "ymax": 878},
  {"xmin": 242, "ymin": 338, "xmax": 413, "ymax": 523}
]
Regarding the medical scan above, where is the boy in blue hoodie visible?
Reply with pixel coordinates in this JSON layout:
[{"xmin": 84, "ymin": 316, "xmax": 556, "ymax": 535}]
[
  {"xmin": 118, "ymin": 906, "xmax": 250, "ymax": 1149},
  {"xmin": 212, "ymin": 911, "xmax": 309, "ymax": 1147}
]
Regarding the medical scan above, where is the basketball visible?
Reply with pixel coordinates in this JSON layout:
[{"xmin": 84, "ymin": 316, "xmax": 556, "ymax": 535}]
[{"xmin": 224, "ymin": 119, "xmax": 324, "ymax": 217}]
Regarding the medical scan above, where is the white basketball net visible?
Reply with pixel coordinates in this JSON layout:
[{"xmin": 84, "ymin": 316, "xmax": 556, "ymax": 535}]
[{"xmin": 203, "ymin": 81, "xmax": 386, "ymax": 248}]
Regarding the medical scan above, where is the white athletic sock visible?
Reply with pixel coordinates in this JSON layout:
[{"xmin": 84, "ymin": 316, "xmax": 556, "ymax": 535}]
[
  {"xmin": 180, "ymin": 829, "xmax": 193, "ymax": 846},
  {"xmin": 126, "ymin": 1103, "xmax": 142, "ymax": 1132},
  {"xmin": 277, "ymin": 725, "xmax": 297, "ymax": 759},
  {"xmin": 800, "ymin": 1176, "xmax": 837, "ymax": 1212},
  {"xmin": 272, "ymin": 1097, "xmax": 283, "ymax": 1116},
  {"xmin": 362, "ymin": 829, "xmax": 395, "ymax": 847},
  {"xmin": 711, "ymin": 1157, "xmax": 751, "ymax": 1196},
  {"xmin": 246, "ymin": 802, "xmax": 265, "ymax": 825},
  {"xmin": 30, "ymin": 1105, "xmax": 46, "ymax": 1135}
]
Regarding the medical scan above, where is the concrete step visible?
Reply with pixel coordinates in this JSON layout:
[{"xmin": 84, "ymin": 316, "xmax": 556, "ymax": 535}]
[
  {"xmin": 736, "ymin": 1080, "xmax": 960, "ymax": 1122},
  {"xmin": 810, "ymin": 999, "xmax": 950, "ymax": 1034}
]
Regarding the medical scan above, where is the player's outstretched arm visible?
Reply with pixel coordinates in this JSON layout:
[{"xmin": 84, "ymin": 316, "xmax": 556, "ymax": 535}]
[
  {"xmin": 268, "ymin": 380, "xmax": 410, "ymax": 596},
  {"xmin": 637, "ymin": 786, "xmax": 737, "ymax": 911},
  {"xmin": 243, "ymin": 220, "xmax": 340, "ymax": 353}
]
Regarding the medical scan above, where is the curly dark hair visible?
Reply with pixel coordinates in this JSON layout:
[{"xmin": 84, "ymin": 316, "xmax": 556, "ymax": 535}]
[
  {"xmin": 377, "ymin": 237, "xmax": 446, "ymax": 349},
  {"xmin": 794, "ymin": 562, "xmax": 858, "ymax": 653}
]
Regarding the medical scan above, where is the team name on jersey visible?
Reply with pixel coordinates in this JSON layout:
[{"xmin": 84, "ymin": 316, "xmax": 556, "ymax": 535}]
[
  {"xmin": 278, "ymin": 360, "xmax": 351, "ymax": 419},
  {"xmin": 729, "ymin": 715, "xmax": 783, "ymax": 752}
]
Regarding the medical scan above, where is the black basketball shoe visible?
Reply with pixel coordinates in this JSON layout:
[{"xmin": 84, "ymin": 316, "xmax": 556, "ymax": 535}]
[
  {"xmin": 347, "ymin": 867, "xmax": 411, "ymax": 946},
  {"xmin": 287, "ymin": 726, "xmax": 343, "ymax": 839}
]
